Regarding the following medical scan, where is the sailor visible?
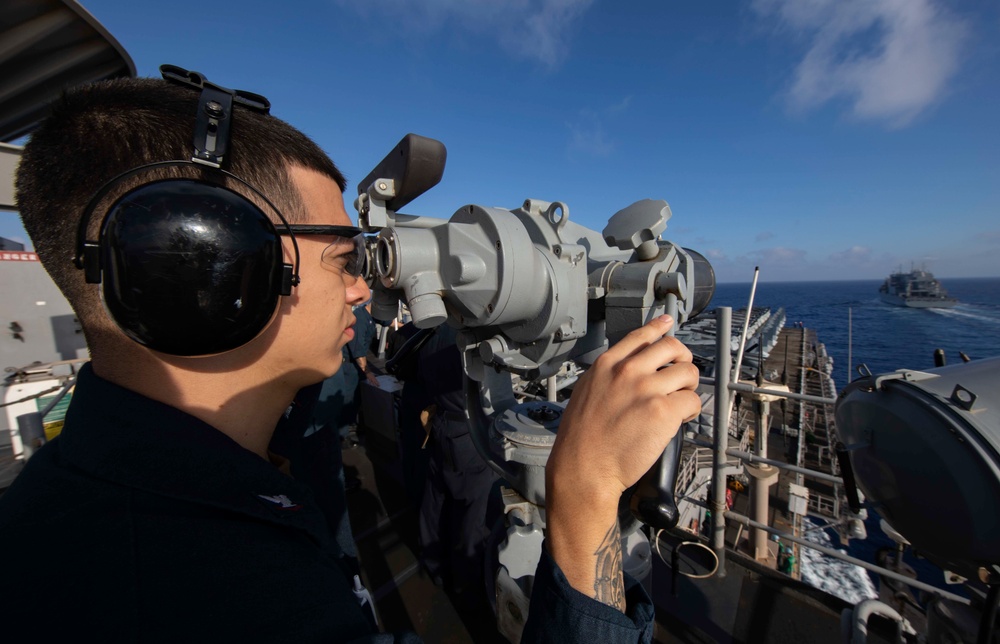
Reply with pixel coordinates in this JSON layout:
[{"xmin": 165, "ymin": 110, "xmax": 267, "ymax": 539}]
[
  {"xmin": 385, "ymin": 320, "xmax": 432, "ymax": 509},
  {"xmin": 411, "ymin": 324, "xmax": 500, "ymax": 608},
  {"xmin": 0, "ymin": 71, "xmax": 701, "ymax": 642}
]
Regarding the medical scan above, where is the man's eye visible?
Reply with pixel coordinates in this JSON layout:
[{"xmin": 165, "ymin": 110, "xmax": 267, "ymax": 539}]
[
  {"xmin": 321, "ymin": 238, "xmax": 364, "ymax": 277},
  {"xmin": 322, "ymin": 247, "xmax": 349, "ymax": 268}
]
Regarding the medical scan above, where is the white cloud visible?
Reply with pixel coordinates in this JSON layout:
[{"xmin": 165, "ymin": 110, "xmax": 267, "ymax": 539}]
[
  {"xmin": 978, "ymin": 231, "xmax": 1000, "ymax": 244},
  {"xmin": 565, "ymin": 96, "xmax": 632, "ymax": 158},
  {"xmin": 607, "ymin": 96, "xmax": 633, "ymax": 114},
  {"xmin": 748, "ymin": 246, "xmax": 808, "ymax": 264},
  {"xmin": 753, "ymin": 0, "xmax": 968, "ymax": 126},
  {"xmin": 332, "ymin": 0, "xmax": 594, "ymax": 68},
  {"xmin": 566, "ymin": 109, "xmax": 615, "ymax": 157},
  {"xmin": 828, "ymin": 245, "xmax": 872, "ymax": 263}
]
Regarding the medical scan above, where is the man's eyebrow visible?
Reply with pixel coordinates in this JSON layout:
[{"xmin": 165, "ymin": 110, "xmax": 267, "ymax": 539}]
[
  {"xmin": 325, "ymin": 236, "xmax": 355, "ymax": 249},
  {"xmin": 321, "ymin": 238, "xmax": 358, "ymax": 261}
]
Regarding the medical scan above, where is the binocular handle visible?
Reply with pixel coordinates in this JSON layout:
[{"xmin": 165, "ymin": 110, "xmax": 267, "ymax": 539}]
[{"xmin": 629, "ymin": 431, "xmax": 684, "ymax": 531}]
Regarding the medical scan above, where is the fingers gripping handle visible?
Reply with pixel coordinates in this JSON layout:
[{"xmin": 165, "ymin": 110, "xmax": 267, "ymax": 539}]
[
  {"xmin": 630, "ymin": 296, "xmax": 685, "ymax": 531},
  {"xmin": 629, "ymin": 432, "xmax": 684, "ymax": 530}
]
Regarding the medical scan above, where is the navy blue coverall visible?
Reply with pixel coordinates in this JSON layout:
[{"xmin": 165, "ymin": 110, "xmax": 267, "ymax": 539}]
[{"xmin": 0, "ymin": 364, "xmax": 654, "ymax": 642}]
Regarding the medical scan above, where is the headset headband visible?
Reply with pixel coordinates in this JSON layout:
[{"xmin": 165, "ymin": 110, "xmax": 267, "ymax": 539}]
[{"xmin": 159, "ymin": 64, "xmax": 271, "ymax": 167}]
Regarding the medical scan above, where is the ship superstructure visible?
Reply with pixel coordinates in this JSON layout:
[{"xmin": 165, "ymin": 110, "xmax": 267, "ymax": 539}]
[{"xmin": 879, "ymin": 269, "xmax": 958, "ymax": 309}]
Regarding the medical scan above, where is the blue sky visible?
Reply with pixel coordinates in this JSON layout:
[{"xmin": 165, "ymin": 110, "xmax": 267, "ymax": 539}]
[{"xmin": 3, "ymin": 0, "xmax": 998, "ymax": 282}]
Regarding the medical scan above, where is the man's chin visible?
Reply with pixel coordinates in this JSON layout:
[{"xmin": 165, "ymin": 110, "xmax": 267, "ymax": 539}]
[{"xmin": 296, "ymin": 355, "xmax": 345, "ymax": 384}]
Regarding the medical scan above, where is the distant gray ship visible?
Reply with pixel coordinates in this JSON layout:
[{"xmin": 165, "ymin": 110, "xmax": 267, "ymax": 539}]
[{"xmin": 878, "ymin": 268, "xmax": 958, "ymax": 308}]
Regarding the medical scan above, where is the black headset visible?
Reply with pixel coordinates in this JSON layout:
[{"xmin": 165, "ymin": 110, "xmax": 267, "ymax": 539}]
[{"xmin": 74, "ymin": 65, "xmax": 302, "ymax": 357}]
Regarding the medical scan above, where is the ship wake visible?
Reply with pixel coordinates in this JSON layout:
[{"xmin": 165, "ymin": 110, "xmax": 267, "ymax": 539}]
[{"xmin": 799, "ymin": 518, "xmax": 878, "ymax": 606}]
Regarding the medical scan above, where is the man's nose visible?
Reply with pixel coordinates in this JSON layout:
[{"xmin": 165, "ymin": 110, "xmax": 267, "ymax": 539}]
[{"xmin": 349, "ymin": 276, "xmax": 372, "ymax": 305}]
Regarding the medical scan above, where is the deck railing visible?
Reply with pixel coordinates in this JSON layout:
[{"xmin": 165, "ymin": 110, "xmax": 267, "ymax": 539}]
[{"xmin": 698, "ymin": 307, "xmax": 970, "ymax": 607}]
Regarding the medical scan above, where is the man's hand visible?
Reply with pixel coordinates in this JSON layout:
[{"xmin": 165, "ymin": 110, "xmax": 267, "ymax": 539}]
[
  {"xmin": 545, "ymin": 315, "xmax": 701, "ymax": 611},
  {"xmin": 355, "ymin": 356, "xmax": 380, "ymax": 387}
]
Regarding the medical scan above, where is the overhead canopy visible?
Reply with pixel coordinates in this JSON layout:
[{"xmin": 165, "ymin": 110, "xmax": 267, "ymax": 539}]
[{"xmin": 0, "ymin": 0, "xmax": 135, "ymax": 143}]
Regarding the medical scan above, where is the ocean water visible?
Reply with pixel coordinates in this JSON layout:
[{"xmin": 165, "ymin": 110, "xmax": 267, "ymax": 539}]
[
  {"xmin": 706, "ymin": 277, "xmax": 1000, "ymax": 600},
  {"xmin": 709, "ymin": 278, "xmax": 1000, "ymax": 382}
]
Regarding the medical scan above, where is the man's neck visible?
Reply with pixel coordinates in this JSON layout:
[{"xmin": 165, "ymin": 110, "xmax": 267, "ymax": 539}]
[{"xmin": 91, "ymin": 352, "xmax": 298, "ymax": 459}]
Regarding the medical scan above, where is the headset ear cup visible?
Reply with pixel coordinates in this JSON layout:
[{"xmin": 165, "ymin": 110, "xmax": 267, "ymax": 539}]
[{"xmin": 99, "ymin": 179, "xmax": 287, "ymax": 356}]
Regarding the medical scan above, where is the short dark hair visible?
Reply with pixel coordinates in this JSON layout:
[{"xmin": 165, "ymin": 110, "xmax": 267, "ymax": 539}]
[{"xmin": 15, "ymin": 76, "xmax": 347, "ymax": 347}]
